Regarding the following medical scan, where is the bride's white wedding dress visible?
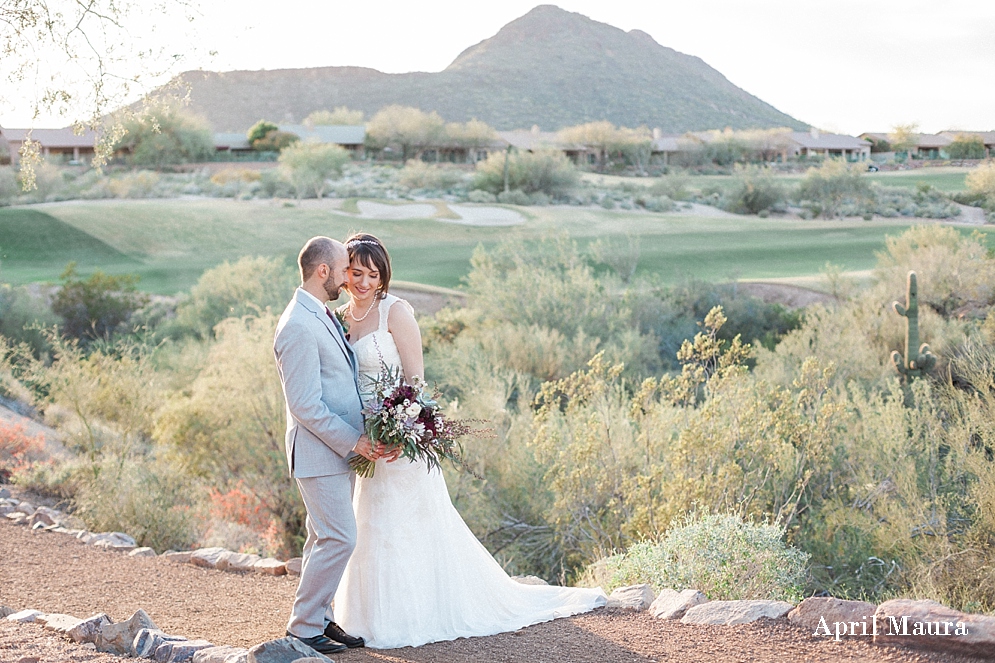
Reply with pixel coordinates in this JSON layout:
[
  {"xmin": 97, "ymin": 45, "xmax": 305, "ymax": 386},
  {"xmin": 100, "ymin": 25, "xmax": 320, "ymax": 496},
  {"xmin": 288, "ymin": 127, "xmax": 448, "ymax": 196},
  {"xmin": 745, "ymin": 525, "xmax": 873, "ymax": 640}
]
[{"xmin": 334, "ymin": 293, "xmax": 606, "ymax": 649}]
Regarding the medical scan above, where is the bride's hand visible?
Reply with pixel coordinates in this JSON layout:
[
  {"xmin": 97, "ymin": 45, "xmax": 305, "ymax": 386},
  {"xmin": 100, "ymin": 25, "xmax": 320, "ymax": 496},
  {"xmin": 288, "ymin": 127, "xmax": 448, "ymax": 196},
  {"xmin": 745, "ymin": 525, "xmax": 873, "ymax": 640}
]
[{"xmin": 354, "ymin": 434, "xmax": 379, "ymax": 461}]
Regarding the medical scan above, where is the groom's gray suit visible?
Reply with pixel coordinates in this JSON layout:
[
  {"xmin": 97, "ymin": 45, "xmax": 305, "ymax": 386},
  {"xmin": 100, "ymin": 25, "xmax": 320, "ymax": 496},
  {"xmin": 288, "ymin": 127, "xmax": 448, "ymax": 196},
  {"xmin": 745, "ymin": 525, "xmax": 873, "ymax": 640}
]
[{"xmin": 274, "ymin": 287, "xmax": 363, "ymax": 638}]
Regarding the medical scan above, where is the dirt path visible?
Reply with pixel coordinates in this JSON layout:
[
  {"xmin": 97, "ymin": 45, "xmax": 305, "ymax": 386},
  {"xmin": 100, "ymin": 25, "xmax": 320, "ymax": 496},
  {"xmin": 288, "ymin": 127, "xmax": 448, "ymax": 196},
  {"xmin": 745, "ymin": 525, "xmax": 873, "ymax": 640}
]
[{"xmin": 1, "ymin": 520, "xmax": 987, "ymax": 663}]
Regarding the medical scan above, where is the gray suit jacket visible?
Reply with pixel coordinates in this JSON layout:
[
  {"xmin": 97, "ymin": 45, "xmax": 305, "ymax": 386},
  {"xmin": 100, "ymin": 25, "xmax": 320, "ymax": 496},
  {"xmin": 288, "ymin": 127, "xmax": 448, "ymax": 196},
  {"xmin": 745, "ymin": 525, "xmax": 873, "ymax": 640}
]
[{"xmin": 274, "ymin": 288, "xmax": 363, "ymax": 478}]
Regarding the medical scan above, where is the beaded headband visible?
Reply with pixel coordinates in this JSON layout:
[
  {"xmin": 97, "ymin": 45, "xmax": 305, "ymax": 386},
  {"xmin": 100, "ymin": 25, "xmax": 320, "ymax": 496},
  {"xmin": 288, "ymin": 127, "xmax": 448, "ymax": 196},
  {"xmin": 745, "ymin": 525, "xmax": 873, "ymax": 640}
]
[{"xmin": 347, "ymin": 239, "xmax": 381, "ymax": 248}]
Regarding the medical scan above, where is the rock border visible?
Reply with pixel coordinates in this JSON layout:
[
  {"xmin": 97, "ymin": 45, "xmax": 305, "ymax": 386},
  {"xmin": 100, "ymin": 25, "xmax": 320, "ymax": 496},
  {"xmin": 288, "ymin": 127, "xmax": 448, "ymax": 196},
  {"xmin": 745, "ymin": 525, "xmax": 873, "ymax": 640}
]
[{"xmin": 1, "ymin": 496, "xmax": 301, "ymax": 578}]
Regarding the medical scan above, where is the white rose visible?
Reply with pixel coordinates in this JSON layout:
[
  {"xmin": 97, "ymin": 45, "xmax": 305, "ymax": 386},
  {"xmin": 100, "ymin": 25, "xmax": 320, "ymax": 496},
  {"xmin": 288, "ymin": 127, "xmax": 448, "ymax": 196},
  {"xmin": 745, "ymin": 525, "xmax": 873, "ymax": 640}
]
[{"xmin": 405, "ymin": 402, "xmax": 422, "ymax": 418}]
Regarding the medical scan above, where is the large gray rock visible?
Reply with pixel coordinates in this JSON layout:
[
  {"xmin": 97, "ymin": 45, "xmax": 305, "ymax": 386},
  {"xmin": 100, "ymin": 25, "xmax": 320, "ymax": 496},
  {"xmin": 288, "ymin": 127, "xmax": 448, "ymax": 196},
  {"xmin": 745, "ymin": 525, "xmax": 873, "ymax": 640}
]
[
  {"xmin": 246, "ymin": 637, "xmax": 332, "ymax": 663},
  {"xmin": 5, "ymin": 512, "xmax": 27, "ymax": 525},
  {"xmin": 191, "ymin": 547, "xmax": 230, "ymax": 569},
  {"xmin": 219, "ymin": 552, "xmax": 261, "ymax": 572},
  {"xmin": 0, "ymin": 486, "xmax": 10, "ymax": 498},
  {"xmin": 511, "ymin": 575, "xmax": 548, "ymax": 586},
  {"xmin": 67, "ymin": 613, "xmax": 112, "ymax": 643},
  {"xmin": 285, "ymin": 558, "xmax": 302, "ymax": 576},
  {"xmin": 0, "ymin": 606, "xmax": 14, "ymax": 618},
  {"xmin": 0, "ymin": 505, "xmax": 13, "ymax": 516},
  {"xmin": 193, "ymin": 646, "xmax": 249, "ymax": 663},
  {"xmin": 89, "ymin": 532, "xmax": 138, "ymax": 552},
  {"xmin": 681, "ymin": 600, "xmax": 794, "ymax": 626},
  {"xmin": 788, "ymin": 597, "xmax": 876, "ymax": 635},
  {"xmin": 874, "ymin": 598, "xmax": 995, "ymax": 658},
  {"xmin": 130, "ymin": 547, "xmax": 158, "ymax": 558},
  {"xmin": 134, "ymin": 629, "xmax": 187, "ymax": 658},
  {"xmin": 253, "ymin": 558, "xmax": 287, "ymax": 576},
  {"xmin": 96, "ymin": 609, "xmax": 157, "ymax": 655},
  {"xmin": 650, "ymin": 589, "xmax": 708, "ymax": 620},
  {"xmin": 155, "ymin": 640, "xmax": 214, "ymax": 662},
  {"xmin": 40, "ymin": 613, "xmax": 83, "ymax": 634},
  {"xmin": 14, "ymin": 501, "xmax": 35, "ymax": 515},
  {"xmin": 606, "ymin": 584, "xmax": 655, "ymax": 610},
  {"xmin": 6, "ymin": 609, "xmax": 43, "ymax": 623},
  {"xmin": 28, "ymin": 507, "xmax": 58, "ymax": 527}
]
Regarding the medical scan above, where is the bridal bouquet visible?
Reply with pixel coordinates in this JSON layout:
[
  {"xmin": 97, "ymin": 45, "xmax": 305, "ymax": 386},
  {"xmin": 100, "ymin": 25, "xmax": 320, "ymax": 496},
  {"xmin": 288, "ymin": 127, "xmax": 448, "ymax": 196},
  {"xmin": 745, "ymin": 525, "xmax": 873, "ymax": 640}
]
[{"xmin": 349, "ymin": 365, "xmax": 470, "ymax": 478}]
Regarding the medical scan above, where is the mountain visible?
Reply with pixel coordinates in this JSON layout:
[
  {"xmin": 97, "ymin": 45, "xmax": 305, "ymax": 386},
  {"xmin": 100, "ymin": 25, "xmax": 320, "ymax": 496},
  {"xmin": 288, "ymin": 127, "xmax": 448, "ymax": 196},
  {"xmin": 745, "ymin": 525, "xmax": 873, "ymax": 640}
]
[{"xmin": 174, "ymin": 5, "xmax": 806, "ymax": 132}]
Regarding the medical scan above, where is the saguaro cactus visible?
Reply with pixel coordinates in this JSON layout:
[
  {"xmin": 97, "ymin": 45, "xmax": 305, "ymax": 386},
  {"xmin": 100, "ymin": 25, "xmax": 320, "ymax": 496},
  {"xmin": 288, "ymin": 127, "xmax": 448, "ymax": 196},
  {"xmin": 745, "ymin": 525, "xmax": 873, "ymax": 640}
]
[{"xmin": 891, "ymin": 271, "xmax": 936, "ymax": 380}]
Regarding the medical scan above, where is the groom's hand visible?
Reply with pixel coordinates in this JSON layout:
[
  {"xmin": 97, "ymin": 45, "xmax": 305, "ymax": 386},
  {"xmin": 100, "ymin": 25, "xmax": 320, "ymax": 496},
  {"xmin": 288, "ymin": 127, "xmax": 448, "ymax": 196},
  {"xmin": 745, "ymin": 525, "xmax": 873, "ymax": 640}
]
[{"xmin": 353, "ymin": 434, "xmax": 378, "ymax": 461}]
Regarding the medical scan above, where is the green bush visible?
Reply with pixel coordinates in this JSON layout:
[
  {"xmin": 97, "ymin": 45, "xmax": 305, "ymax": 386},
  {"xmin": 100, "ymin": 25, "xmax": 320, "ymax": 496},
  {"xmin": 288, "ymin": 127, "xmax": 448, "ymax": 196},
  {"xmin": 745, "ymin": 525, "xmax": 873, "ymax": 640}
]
[
  {"xmin": 51, "ymin": 264, "xmax": 148, "ymax": 343},
  {"xmin": 68, "ymin": 455, "xmax": 199, "ymax": 552},
  {"xmin": 798, "ymin": 160, "xmax": 872, "ymax": 218},
  {"xmin": 0, "ymin": 284, "xmax": 59, "ymax": 355},
  {"xmin": 723, "ymin": 165, "xmax": 784, "ymax": 214},
  {"xmin": 497, "ymin": 189, "xmax": 531, "ymax": 205},
  {"xmin": 169, "ymin": 256, "xmax": 297, "ymax": 340},
  {"xmin": 253, "ymin": 131, "xmax": 299, "ymax": 152},
  {"xmin": 117, "ymin": 107, "xmax": 214, "ymax": 167},
  {"xmin": 0, "ymin": 166, "xmax": 18, "ymax": 201},
  {"xmin": 467, "ymin": 189, "xmax": 497, "ymax": 203},
  {"xmin": 247, "ymin": 120, "xmax": 279, "ymax": 145},
  {"xmin": 947, "ymin": 135, "xmax": 986, "ymax": 160},
  {"xmin": 649, "ymin": 170, "xmax": 690, "ymax": 201},
  {"xmin": 582, "ymin": 514, "xmax": 809, "ymax": 601},
  {"xmin": 398, "ymin": 160, "xmax": 465, "ymax": 190},
  {"xmin": 278, "ymin": 141, "xmax": 349, "ymax": 199},
  {"xmin": 473, "ymin": 148, "xmax": 578, "ymax": 196}
]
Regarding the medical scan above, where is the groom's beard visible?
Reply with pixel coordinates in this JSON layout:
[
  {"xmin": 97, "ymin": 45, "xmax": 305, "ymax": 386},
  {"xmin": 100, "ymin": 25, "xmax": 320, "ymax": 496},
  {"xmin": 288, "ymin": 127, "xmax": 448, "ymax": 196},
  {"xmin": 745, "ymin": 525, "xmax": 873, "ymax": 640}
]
[{"xmin": 323, "ymin": 273, "xmax": 344, "ymax": 301}]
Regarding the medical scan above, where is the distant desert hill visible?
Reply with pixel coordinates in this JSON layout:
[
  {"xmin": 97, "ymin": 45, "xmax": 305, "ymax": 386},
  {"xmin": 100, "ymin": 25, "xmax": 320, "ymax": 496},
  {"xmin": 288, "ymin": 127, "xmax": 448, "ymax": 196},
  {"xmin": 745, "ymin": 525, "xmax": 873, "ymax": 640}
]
[{"xmin": 173, "ymin": 5, "xmax": 806, "ymax": 133}]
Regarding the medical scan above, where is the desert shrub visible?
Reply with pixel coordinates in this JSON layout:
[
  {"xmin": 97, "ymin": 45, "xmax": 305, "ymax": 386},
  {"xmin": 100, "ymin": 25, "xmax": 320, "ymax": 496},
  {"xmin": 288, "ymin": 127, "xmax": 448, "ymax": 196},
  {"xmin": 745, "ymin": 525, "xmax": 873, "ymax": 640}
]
[
  {"xmin": 582, "ymin": 514, "xmax": 809, "ymax": 601},
  {"xmin": 0, "ymin": 284, "xmax": 59, "ymax": 355},
  {"xmin": 497, "ymin": 189, "xmax": 530, "ymax": 205},
  {"xmin": 948, "ymin": 136, "xmax": 986, "ymax": 160},
  {"xmin": 51, "ymin": 264, "xmax": 148, "ymax": 343},
  {"xmin": 210, "ymin": 168, "xmax": 262, "ymax": 185},
  {"xmin": 723, "ymin": 165, "xmax": 784, "ymax": 214},
  {"xmin": 875, "ymin": 225, "xmax": 995, "ymax": 316},
  {"xmin": 467, "ymin": 189, "xmax": 497, "ymax": 203},
  {"xmin": 278, "ymin": 141, "xmax": 350, "ymax": 199},
  {"xmin": 648, "ymin": 170, "xmax": 690, "ymax": 200},
  {"xmin": 398, "ymin": 160, "xmax": 464, "ymax": 190},
  {"xmin": 154, "ymin": 314, "xmax": 305, "ymax": 556},
  {"xmin": 107, "ymin": 171, "xmax": 161, "ymax": 199},
  {"xmin": 169, "ymin": 256, "xmax": 296, "ymax": 340},
  {"xmin": 16, "ymin": 160, "xmax": 66, "ymax": 201},
  {"xmin": 798, "ymin": 160, "xmax": 872, "ymax": 218},
  {"xmin": 588, "ymin": 235, "xmax": 640, "ymax": 283},
  {"xmin": 637, "ymin": 195, "xmax": 674, "ymax": 212},
  {"xmin": 0, "ymin": 421, "xmax": 46, "ymax": 483},
  {"xmin": 966, "ymin": 161, "xmax": 995, "ymax": 205},
  {"xmin": 257, "ymin": 169, "xmax": 295, "ymax": 198},
  {"xmin": 473, "ymin": 148, "xmax": 578, "ymax": 196},
  {"xmin": 69, "ymin": 454, "xmax": 199, "ymax": 551}
]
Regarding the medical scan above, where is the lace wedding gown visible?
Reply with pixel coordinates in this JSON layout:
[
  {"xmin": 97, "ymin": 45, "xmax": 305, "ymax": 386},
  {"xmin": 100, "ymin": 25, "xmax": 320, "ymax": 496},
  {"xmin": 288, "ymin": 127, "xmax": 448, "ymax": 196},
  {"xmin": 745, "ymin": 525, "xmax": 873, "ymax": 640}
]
[{"xmin": 334, "ymin": 294, "xmax": 606, "ymax": 649}]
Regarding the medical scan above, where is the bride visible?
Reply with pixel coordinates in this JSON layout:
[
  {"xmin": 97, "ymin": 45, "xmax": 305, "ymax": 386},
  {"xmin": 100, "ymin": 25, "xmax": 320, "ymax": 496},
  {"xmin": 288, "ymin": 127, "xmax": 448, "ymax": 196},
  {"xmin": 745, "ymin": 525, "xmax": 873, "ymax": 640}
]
[{"xmin": 332, "ymin": 233, "xmax": 606, "ymax": 650}]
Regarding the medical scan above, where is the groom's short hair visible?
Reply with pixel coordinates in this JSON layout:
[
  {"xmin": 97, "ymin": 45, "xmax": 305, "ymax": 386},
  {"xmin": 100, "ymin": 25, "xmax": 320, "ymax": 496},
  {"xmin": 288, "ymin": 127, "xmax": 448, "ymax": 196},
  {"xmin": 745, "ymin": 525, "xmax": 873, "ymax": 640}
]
[{"xmin": 298, "ymin": 236, "xmax": 341, "ymax": 281}]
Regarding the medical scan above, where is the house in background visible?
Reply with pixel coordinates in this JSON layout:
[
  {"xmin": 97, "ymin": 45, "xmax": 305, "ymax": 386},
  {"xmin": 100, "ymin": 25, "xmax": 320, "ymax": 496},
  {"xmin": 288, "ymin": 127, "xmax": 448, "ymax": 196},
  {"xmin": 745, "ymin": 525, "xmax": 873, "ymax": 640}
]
[
  {"xmin": 0, "ymin": 128, "xmax": 11, "ymax": 164},
  {"xmin": 1, "ymin": 127, "xmax": 99, "ymax": 164},
  {"xmin": 277, "ymin": 125, "xmax": 366, "ymax": 156},
  {"xmin": 212, "ymin": 132, "xmax": 253, "ymax": 156},
  {"xmin": 497, "ymin": 126, "xmax": 590, "ymax": 163},
  {"xmin": 858, "ymin": 132, "xmax": 955, "ymax": 159},
  {"xmin": 786, "ymin": 130, "xmax": 871, "ymax": 161}
]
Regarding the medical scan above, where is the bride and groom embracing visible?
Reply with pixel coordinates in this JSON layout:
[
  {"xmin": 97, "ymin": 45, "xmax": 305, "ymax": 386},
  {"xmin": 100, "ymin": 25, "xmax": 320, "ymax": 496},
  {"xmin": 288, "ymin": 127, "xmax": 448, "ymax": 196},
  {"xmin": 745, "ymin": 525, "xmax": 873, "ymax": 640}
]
[{"xmin": 273, "ymin": 234, "xmax": 606, "ymax": 654}]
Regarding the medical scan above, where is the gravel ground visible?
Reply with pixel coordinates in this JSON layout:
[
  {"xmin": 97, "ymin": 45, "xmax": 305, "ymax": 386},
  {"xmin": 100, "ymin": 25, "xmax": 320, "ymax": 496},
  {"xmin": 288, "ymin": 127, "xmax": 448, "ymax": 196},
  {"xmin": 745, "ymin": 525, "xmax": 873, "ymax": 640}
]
[{"xmin": 2, "ymin": 519, "xmax": 989, "ymax": 663}]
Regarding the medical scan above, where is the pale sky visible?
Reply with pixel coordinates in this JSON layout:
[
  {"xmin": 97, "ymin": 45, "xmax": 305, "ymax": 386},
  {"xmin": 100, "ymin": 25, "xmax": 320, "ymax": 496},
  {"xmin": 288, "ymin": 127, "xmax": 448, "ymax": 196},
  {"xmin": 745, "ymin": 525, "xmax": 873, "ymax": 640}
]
[{"xmin": 3, "ymin": 0, "xmax": 994, "ymax": 134}]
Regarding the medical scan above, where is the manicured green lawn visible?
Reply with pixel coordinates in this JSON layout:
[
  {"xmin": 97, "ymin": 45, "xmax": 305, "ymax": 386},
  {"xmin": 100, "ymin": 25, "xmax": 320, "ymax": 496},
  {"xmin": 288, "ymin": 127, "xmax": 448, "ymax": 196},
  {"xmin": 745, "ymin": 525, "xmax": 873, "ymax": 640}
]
[{"xmin": 2, "ymin": 199, "xmax": 989, "ymax": 294}]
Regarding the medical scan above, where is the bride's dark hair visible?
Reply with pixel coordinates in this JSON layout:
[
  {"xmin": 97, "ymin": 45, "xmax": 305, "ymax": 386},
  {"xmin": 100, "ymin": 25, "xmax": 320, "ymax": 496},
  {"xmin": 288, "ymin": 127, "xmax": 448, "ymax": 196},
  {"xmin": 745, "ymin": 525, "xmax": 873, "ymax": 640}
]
[{"xmin": 344, "ymin": 232, "xmax": 391, "ymax": 300}]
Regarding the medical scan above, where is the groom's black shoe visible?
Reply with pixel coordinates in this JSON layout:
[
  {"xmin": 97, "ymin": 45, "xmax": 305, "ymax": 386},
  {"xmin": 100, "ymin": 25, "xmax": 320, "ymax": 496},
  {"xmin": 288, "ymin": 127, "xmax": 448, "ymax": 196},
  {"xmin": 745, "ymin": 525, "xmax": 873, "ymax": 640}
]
[
  {"xmin": 285, "ymin": 630, "xmax": 347, "ymax": 655},
  {"xmin": 324, "ymin": 621, "xmax": 366, "ymax": 648}
]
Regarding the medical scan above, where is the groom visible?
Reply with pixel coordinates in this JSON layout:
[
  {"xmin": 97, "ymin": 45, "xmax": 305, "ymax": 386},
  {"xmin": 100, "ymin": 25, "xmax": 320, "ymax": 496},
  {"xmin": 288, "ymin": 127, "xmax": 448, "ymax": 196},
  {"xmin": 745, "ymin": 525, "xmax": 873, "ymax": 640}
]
[{"xmin": 274, "ymin": 236, "xmax": 377, "ymax": 655}]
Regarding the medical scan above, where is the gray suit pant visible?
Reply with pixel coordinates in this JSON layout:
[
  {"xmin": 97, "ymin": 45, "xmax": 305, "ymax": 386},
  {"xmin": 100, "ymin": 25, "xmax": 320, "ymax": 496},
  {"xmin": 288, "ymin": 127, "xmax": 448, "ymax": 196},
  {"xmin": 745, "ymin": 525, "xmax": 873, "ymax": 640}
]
[{"xmin": 287, "ymin": 472, "xmax": 356, "ymax": 637}]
